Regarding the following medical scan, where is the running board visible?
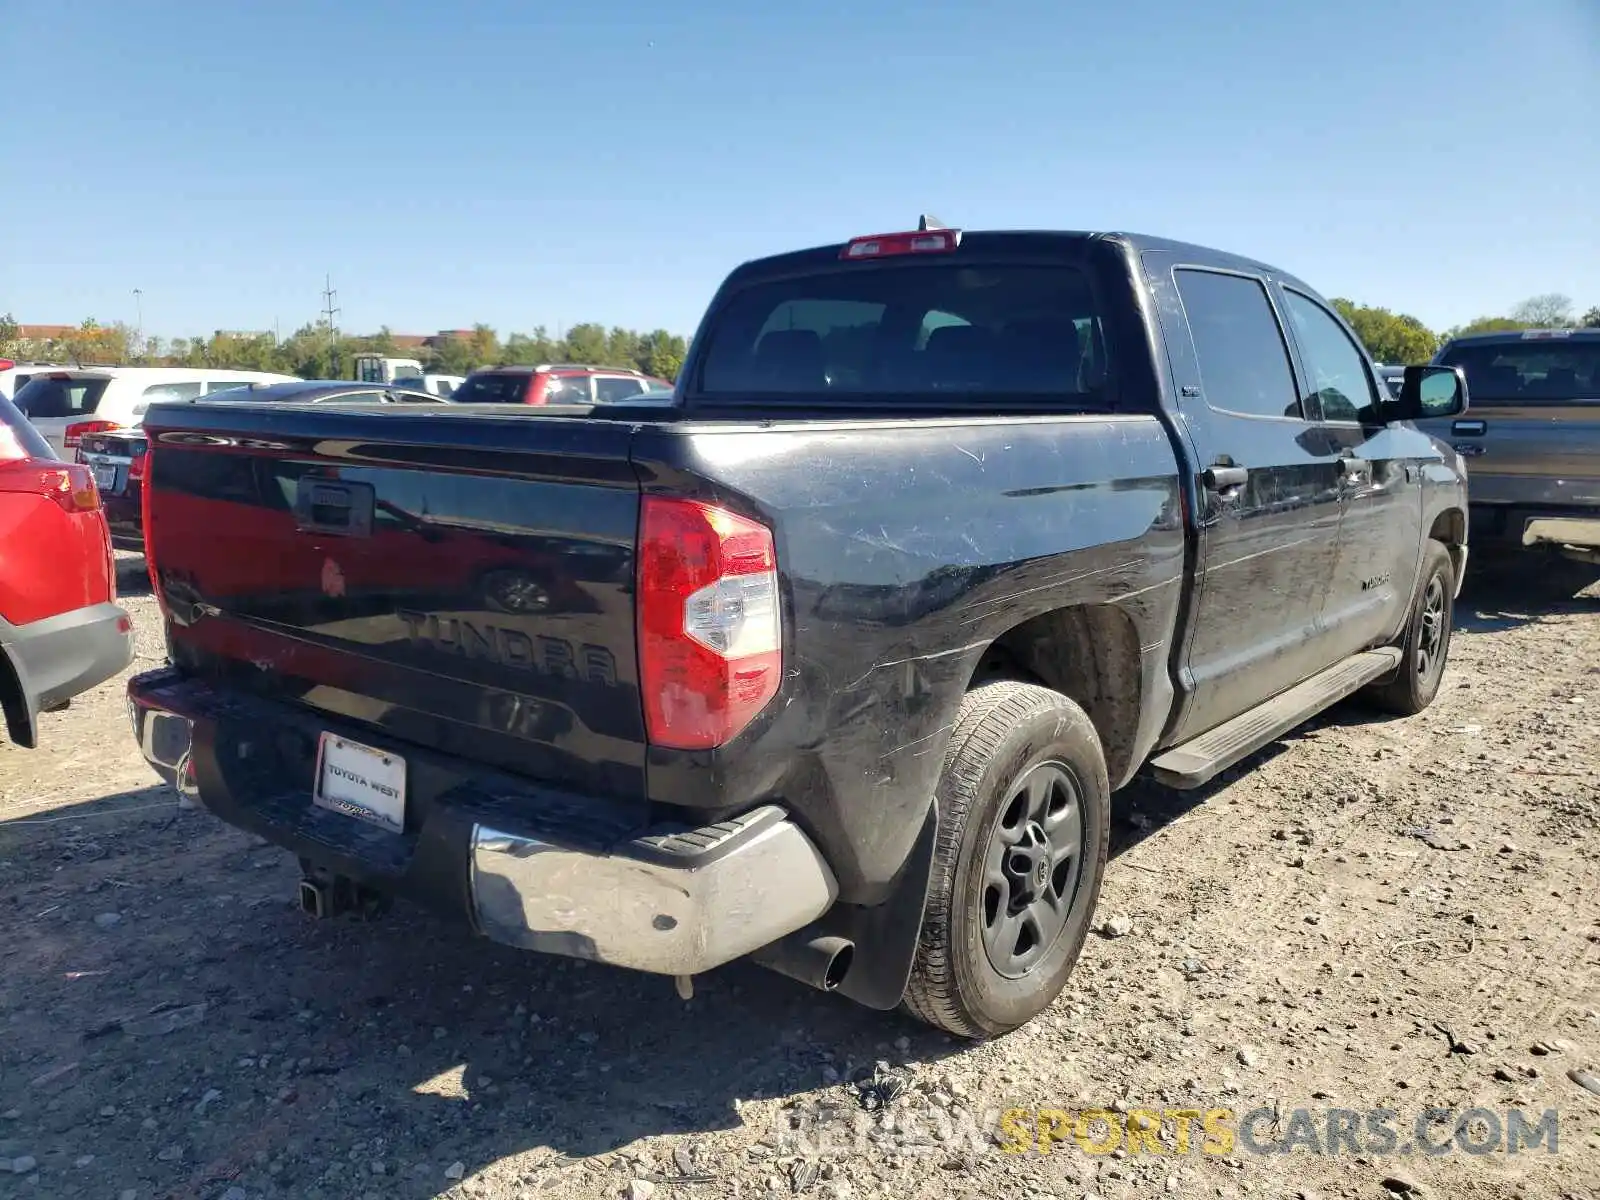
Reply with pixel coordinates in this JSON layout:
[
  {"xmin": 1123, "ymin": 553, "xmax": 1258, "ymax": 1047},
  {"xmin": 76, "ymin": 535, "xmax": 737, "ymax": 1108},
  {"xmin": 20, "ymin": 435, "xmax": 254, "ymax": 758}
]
[{"xmin": 1149, "ymin": 648, "xmax": 1403, "ymax": 789}]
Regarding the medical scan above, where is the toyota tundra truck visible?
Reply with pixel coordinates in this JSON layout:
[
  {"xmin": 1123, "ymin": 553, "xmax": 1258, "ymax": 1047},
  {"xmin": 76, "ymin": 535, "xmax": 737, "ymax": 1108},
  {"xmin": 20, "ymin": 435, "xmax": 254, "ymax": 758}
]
[
  {"xmin": 1420, "ymin": 328, "xmax": 1600, "ymax": 590},
  {"xmin": 126, "ymin": 225, "xmax": 1470, "ymax": 1038}
]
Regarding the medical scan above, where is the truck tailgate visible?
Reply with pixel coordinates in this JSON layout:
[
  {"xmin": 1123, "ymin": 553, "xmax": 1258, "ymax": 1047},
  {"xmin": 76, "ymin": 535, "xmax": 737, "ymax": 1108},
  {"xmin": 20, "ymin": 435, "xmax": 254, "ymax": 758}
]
[
  {"xmin": 142, "ymin": 404, "xmax": 646, "ymax": 799},
  {"xmin": 1422, "ymin": 399, "xmax": 1600, "ymax": 509}
]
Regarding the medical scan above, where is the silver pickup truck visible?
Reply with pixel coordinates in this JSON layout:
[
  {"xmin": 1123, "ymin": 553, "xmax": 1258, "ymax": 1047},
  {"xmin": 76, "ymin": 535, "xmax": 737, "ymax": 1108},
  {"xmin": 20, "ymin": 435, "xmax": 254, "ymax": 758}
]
[{"xmin": 1420, "ymin": 329, "xmax": 1600, "ymax": 581}]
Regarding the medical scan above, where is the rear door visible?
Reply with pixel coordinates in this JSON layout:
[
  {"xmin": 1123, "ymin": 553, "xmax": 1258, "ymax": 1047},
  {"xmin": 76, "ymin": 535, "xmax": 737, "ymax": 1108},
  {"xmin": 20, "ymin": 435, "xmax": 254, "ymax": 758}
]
[
  {"xmin": 1145, "ymin": 256, "xmax": 1346, "ymax": 742},
  {"xmin": 11, "ymin": 372, "xmax": 112, "ymax": 457}
]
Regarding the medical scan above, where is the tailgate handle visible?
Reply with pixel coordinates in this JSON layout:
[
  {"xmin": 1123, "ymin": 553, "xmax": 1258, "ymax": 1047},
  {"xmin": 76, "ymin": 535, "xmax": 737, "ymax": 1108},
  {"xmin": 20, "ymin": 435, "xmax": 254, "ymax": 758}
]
[
  {"xmin": 1451, "ymin": 419, "xmax": 1486, "ymax": 436},
  {"xmin": 295, "ymin": 480, "xmax": 375, "ymax": 537}
]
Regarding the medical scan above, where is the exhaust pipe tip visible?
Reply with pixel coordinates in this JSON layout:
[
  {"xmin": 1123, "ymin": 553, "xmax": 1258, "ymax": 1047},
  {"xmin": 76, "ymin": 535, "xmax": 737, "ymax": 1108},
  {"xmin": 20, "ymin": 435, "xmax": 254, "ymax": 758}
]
[{"xmin": 751, "ymin": 933, "xmax": 855, "ymax": 993}]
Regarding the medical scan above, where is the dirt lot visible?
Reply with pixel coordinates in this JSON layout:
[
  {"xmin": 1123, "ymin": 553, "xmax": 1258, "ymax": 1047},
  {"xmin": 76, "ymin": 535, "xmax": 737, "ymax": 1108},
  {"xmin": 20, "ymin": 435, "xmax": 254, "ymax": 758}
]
[{"xmin": 1, "ymin": 561, "xmax": 1596, "ymax": 1200}]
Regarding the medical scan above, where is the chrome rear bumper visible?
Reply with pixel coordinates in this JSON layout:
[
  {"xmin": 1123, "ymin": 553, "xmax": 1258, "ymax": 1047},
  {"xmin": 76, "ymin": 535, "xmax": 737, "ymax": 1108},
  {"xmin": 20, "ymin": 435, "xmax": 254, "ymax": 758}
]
[
  {"xmin": 470, "ymin": 807, "xmax": 838, "ymax": 975},
  {"xmin": 127, "ymin": 671, "xmax": 838, "ymax": 977}
]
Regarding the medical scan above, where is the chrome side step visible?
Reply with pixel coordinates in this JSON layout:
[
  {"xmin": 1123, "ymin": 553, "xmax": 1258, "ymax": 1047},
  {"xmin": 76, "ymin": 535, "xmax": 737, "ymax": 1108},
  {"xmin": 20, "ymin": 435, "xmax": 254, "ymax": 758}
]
[{"xmin": 1149, "ymin": 648, "xmax": 1403, "ymax": 789}]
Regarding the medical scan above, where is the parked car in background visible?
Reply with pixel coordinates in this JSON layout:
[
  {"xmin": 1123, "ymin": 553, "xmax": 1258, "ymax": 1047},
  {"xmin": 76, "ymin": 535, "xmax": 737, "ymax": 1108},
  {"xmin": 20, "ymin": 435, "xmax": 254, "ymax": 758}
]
[
  {"xmin": 0, "ymin": 390, "xmax": 132, "ymax": 746},
  {"xmin": 1420, "ymin": 328, "xmax": 1600, "ymax": 582},
  {"xmin": 127, "ymin": 223, "xmax": 1469, "ymax": 1038},
  {"xmin": 0, "ymin": 360, "xmax": 75, "ymax": 403},
  {"xmin": 10, "ymin": 367, "xmax": 297, "ymax": 457},
  {"xmin": 452, "ymin": 364, "xmax": 672, "ymax": 405},
  {"xmin": 80, "ymin": 380, "xmax": 446, "ymax": 551},
  {"xmin": 392, "ymin": 373, "xmax": 465, "ymax": 398},
  {"xmin": 353, "ymin": 355, "xmax": 426, "ymax": 384}
]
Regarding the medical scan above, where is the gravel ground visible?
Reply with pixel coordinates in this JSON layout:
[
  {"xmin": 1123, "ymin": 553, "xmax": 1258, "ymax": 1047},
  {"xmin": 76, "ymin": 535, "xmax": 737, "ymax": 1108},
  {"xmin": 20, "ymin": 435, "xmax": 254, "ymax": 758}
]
[{"xmin": 0, "ymin": 559, "xmax": 1596, "ymax": 1200}]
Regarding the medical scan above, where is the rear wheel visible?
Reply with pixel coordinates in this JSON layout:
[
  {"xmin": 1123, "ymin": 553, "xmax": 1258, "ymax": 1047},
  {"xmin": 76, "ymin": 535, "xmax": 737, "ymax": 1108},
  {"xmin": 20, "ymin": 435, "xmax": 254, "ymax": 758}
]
[
  {"xmin": 1365, "ymin": 540, "xmax": 1454, "ymax": 716},
  {"xmin": 902, "ymin": 682, "xmax": 1110, "ymax": 1039}
]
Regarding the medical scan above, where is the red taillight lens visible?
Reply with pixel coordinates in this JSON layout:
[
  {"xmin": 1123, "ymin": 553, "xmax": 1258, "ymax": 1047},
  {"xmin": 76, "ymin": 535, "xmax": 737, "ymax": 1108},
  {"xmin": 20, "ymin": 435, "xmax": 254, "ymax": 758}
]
[
  {"xmin": 0, "ymin": 460, "xmax": 101, "ymax": 512},
  {"xmin": 637, "ymin": 497, "xmax": 782, "ymax": 750},
  {"xmin": 65, "ymin": 419, "xmax": 120, "ymax": 451},
  {"xmin": 128, "ymin": 444, "xmax": 149, "ymax": 483},
  {"xmin": 840, "ymin": 229, "xmax": 962, "ymax": 260}
]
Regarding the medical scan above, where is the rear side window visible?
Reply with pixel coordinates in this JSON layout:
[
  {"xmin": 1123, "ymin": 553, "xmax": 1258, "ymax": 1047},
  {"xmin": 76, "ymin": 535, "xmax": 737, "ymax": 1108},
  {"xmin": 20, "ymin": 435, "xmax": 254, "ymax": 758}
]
[
  {"xmin": 12, "ymin": 376, "xmax": 111, "ymax": 419},
  {"xmin": 1437, "ymin": 337, "xmax": 1600, "ymax": 404},
  {"xmin": 1174, "ymin": 270, "xmax": 1300, "ymax": 420},
  {"xmin": 544, "ymin": 376, "xmax": 593, "ymax": 403},
  {"xmin": 697, "ymin": 264, "xmax": 1108, "ymax": 401},
  {"xmin": 0, "ymin": 394, "xmax": 58, "ymax": 460},
  {"xmin": 594, "ymin": 376, "xmax": 646, "ymax": 402},
  {"xmin": 452, "ymin": 373, "xmax": 530, "ymax": 404}
]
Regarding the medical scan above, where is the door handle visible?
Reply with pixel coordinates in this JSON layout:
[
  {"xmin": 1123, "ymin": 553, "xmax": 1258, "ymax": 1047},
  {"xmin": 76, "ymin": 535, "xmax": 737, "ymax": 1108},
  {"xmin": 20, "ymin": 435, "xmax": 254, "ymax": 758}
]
[
  {"xmin": 1201, "ymin": 465, "xmax": 1248, "ymax": 492},
  {"xmin": 1452, "ymin": 419, "xmax": 1486, "ymax": 437}
]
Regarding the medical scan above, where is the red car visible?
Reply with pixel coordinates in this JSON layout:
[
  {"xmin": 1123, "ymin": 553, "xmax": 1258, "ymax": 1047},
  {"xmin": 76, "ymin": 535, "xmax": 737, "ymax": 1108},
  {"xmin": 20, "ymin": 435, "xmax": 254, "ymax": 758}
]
[
  {"xmin": 451, "ymin": 364, "xmax": 673, "ymax": 406},
  {"xmin": 0, "ymin": 392, "xmax": 133, "ymax": 745}
]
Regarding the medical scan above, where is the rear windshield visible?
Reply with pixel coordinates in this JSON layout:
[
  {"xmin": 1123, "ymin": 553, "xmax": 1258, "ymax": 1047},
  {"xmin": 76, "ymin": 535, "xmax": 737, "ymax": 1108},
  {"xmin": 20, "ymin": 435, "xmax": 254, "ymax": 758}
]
[
  {"xmin": 452, "ymin": 373, "xmax": 530, "ymax": 404},
  {"xmin": 1438, "ymin": 337, "xmax": 1600, "ymax": 404},
  {"xmin": 695, "ymin": 263, "xmax": 1108, "ymax": 403},
  {"xmin": 0, "ymin": 395, "xmax": 58, "ymax": 460},
  {"xmin": 12, "ymin": 375, "xmax": 111, "ymax": 419}
]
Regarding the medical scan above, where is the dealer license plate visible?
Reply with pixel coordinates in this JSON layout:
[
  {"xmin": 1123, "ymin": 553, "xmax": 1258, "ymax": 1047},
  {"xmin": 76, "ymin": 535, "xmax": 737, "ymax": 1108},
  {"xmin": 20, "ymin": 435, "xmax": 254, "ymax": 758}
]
[{"xmin": 312, "ymin": 734, "xmax": 406, "ymax": 833}]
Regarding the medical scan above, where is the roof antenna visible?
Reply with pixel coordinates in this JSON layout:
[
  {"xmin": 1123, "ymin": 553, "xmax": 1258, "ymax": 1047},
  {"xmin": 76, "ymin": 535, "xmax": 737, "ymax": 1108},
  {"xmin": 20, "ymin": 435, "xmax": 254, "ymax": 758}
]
[{"xmin": 918, "ymin": 214, "xmax": 946, "ymax": 231}]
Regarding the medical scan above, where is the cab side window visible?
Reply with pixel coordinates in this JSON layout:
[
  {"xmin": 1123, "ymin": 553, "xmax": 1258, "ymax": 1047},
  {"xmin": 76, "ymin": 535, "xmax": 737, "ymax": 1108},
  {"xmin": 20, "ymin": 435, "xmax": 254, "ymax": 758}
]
[
  {"xmin": 1174, "ymin": 269, "xmax": 1302, "ymax": 420},
  {"xmin": 1281, "ymin": 290, "xmax": 1377, "ymax": 423}
]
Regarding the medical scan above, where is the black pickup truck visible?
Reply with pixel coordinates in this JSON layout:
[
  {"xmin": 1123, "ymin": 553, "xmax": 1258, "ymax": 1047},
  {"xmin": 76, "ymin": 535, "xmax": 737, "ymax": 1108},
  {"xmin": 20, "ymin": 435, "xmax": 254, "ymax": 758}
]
[{"xmin": 127, "ymin": 225, "xmax": 1470, "ymax": 1038}]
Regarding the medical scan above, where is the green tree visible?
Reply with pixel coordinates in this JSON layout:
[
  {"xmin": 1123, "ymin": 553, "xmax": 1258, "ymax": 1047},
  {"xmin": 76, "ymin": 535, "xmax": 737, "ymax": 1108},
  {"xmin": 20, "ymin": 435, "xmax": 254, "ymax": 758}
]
[
  {"xmin": 1444, "ymin": 316, "xmax": 1530, "ymax": 340},
  {"xmin": 637, "ymin": 329, "xmax": 687, "ymax": 381},
  {"xmin": 562, "ymin": 322, "xmax": 608, "ymax": 363},
  {"xmin": 1580, "ymin": 306, "xmax": 1600, "ymax": 329},
  {"xmin": 0, "ymin": 313, "xmax": 19, "ymax": 358},
  {"xmin": 1509, "ymin": 293, "xmax": 1574, "ymax": 329},
  {"xmin": 1329, "ymin": 299, "xmax": 1438, "ymax": 364}
]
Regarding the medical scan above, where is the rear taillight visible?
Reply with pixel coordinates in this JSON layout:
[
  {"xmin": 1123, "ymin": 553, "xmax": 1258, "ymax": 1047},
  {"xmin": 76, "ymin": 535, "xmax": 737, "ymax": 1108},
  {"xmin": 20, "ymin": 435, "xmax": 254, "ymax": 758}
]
[
  {"xmin": 65, "ymin": 419, "xmax": 120, "ymax": 451},
  {"xmin": 0, "ymin": 459, "xmax": 101, "ymax": 512},
  {"xmin": 128, "ymin": 444, "xmax": 149, "ymax": 482},
  {"xmin": 637, "ymin": 497, "xmax": 782, "ymax": 750}
]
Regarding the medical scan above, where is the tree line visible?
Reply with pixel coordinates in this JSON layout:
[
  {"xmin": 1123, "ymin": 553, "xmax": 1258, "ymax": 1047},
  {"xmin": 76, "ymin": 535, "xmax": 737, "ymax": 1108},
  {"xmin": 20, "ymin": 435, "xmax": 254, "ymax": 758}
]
[
  {"xmin": 1330, "ymin": 293, "xmax": 1600, "ymax": 365},
  {"xmin": 0, "ymin": 316, "xmax": 689, "ymax": 383},
  {"xmin": 4, "ymin": 293, "xmax": 1598, "ymax": 383}
]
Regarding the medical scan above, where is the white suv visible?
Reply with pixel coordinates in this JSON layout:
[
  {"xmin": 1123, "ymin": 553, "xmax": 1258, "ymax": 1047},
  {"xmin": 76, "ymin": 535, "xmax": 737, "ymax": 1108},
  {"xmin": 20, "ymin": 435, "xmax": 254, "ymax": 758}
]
[
  {"xmin": 0, "ymin": 360, "xmax": 75, "ymax": 403},
  {"xmin": 10, "ymin": 367, "xmax": 298, "ymax": 457}
]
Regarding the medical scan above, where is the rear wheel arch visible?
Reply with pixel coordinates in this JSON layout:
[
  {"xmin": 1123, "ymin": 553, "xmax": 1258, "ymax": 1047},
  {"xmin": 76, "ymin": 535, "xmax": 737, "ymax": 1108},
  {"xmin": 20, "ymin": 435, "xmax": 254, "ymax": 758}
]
[
  {"xmin": 0, "ymin": 646, "xmax": 37, "ymax": 748},
  {"xmin": 966, "ymin": 603, "xmax": 1144, "ymax": 786}
]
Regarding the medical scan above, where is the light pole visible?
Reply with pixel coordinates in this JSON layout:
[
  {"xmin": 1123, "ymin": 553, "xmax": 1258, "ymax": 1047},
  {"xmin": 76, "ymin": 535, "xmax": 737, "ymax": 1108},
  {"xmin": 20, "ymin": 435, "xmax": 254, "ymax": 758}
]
[{"xmin": 133, "ymin": 288, "xmax": 144, "ymax": 359}]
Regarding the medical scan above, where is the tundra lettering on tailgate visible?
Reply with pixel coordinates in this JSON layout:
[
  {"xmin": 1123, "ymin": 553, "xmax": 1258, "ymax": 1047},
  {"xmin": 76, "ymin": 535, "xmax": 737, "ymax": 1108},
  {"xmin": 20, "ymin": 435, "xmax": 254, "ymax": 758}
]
[{"xmin": 397, "ymin": 610, "xmax": 618, "ymax": 684}]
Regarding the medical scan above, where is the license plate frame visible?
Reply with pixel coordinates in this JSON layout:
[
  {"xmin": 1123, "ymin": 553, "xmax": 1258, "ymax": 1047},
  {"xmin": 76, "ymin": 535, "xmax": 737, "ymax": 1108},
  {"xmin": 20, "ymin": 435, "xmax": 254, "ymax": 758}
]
[
  {"xmin": 91, "ymin": 462, "xmax": 117, "ymax": 491},
  {"xmin": 312, "ymin": 733, "xmax": 406, "ymax": 834}
]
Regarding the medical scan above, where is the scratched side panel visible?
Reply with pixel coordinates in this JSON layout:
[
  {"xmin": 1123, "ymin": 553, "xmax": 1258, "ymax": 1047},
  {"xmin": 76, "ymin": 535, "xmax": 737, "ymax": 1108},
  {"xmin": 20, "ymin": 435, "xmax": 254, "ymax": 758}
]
[{"xmin": 633, "ymin": 415, "xmax": 1185, "ymax": 903}]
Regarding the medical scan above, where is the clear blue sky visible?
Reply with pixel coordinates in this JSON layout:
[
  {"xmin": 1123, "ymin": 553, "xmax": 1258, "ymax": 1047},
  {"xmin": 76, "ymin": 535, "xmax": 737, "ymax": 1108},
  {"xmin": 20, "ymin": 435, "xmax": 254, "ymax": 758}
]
[{"xmin": 4, "ymin": 0, "xmax": 1597, "ymax": 341}]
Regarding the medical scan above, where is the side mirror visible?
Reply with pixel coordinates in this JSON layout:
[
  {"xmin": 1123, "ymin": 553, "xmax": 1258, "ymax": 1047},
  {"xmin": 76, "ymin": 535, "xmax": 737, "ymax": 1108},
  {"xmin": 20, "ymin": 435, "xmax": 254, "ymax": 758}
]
[{"xmin": 1390, "ymin": 364, "xmax": 1468, "ymax": 422}]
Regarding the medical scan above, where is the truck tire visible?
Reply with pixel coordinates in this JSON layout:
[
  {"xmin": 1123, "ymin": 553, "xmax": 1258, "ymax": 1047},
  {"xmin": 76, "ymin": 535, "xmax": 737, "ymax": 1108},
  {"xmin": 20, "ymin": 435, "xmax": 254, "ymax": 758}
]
[
  {"xmin": 902, "ymin": 681, "xmax": 1110, "ymax": 1039},
  {"xmin": 1365, "ymin": 540, "xmax": 1455, "ymax": 716}
]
